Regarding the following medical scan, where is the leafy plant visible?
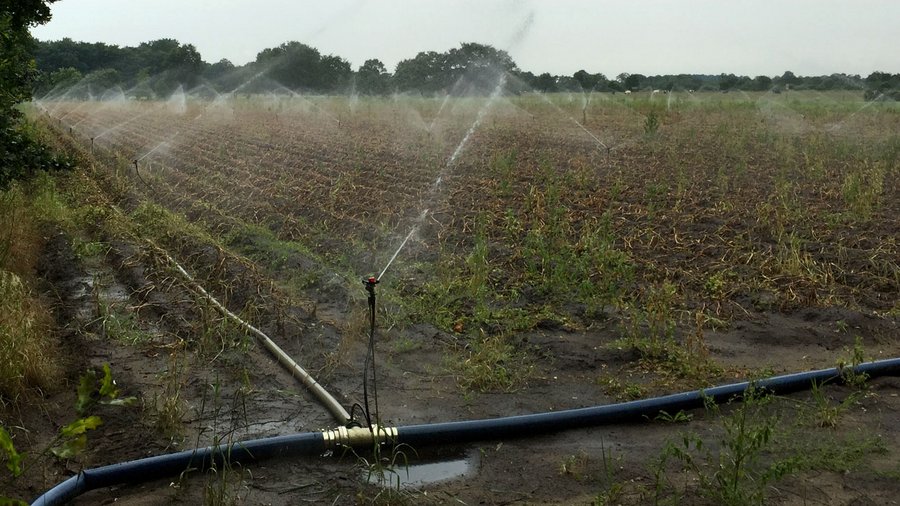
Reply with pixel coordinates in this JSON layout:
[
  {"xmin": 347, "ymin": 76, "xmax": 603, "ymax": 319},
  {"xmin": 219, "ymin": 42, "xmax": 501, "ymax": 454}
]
[
  {"xmin": 594, "ymin": 437, "xmax": 624, "ymax": 506},
  {"xmin": 644, "ymin": 110, "xmax": 660, "ymax": 135},
  {"xmin": 808, "ymin": 380, "xmax": 858, "ymax": 428},
  {"xmin": 560, "ymin": 451, "xmax": 590, "ymax": 480},
  {"xmin": 75, "ymin": 363, "xmax": 136, "ymax": 416},
  {"xmin": 51, "ymin": 364, "xmax": 134, "ymax": 459},
  {"xmin": 0, "ymin": 426, "xmax": 23, "ymax": 477},
  {"xmin": 50, "ymin": 416, "xmax": 103, "ymax": 459},
  {"xmin": 838, "ymin": 335, "xmax": 869, "ymax": 389},
  {"xmin": 655, "ymin": 410, "xmax": 693, "ymax": 423},
  {"xmin": 652, "ymin": 388, "xmax": 790, "ymax": 505}
]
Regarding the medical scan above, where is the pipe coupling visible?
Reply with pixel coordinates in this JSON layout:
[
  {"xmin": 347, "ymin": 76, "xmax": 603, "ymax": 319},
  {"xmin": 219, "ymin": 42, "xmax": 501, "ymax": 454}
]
[{"xmin": 321, "ymin": 425, "xmax": 398, "ymax": 450}]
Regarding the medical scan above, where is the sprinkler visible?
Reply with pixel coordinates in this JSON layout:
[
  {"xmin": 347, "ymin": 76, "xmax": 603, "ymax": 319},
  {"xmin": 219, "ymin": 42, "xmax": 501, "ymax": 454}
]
[
  {"xmin": 360, "ymin": 275, "xmax": 381, "ymax": 428},
  {"xmin": 90, "ymin": 136, "xmax": 94, "ymax": 154},
  {"xmin": 133, "ymin": 159, "xmax": 148, "ymax": 187}
]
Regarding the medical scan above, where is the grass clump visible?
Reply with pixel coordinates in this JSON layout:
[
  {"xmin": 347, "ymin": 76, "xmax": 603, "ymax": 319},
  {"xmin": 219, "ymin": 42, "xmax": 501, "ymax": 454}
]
[
  {"xmin": 0, "ymin": 271, "xmax": 58, "ymax": 400},
  {"xmin": 0, "ymin": 181, "xmax": 60, "ymax": 401},
  {"xmin": 650, "ymin": 384, "xmax": 886, "ymax": 505},
  {"xmin": 451, "ymin": 335, "xmax": 532, "ymax": 393}
]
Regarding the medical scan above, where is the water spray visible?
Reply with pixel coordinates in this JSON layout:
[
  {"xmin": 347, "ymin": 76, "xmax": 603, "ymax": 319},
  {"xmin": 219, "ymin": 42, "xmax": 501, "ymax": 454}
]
[
  {"xmin": 377, "ymin": 219, "xmax": 420, "ymax": 282},
  {"xmin": 376, "ymin": 74, "xmax": 507, "ymax": 287}
]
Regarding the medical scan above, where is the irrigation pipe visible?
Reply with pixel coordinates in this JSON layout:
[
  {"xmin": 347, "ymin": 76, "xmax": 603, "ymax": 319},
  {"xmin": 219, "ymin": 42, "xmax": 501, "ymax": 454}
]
[
  {"xmin": 150, "ymin": 243, "xmax": 351, "ymax": 425},
  {"xmin": 32, "ymin": 358, "xmax": 900, "ymax": 505}
]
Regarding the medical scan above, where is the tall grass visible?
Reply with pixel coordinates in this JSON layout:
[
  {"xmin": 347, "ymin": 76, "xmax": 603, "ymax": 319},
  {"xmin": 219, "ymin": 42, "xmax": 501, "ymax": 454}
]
[{"xmin": 0, "ymin": 180, "xmax": 60, "ymax": 400}]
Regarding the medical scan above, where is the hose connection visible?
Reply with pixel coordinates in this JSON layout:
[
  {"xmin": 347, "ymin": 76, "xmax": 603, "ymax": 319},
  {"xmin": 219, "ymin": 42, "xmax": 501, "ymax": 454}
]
[{"xmin": 321, "ymin": 425, "xmax": 398, "ymax": 450}]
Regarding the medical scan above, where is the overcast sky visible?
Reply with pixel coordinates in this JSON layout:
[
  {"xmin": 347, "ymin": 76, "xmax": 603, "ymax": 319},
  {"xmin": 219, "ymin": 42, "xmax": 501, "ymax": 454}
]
[{"xmin": 31, "ymin": 0, "xmax": 900, "ymax": 77}]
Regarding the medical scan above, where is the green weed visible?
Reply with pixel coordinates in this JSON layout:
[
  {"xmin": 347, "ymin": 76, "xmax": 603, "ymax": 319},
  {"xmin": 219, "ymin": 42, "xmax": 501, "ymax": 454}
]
[
  {"xmin": 452, "ymin": 335, "xmax": 531, "ymax": 392},
  {"xmin": 838, "ymin": 335, "xmax": 869, "ymax": 389},
  {"xmin": 644, "ymin": 110, "xmax": 660, "ymax": 135},
  {"xmin": 807, "ymin": 381, "xmax": 859, "ymax": 428},
  {"xmin": 842, "ymin": 161, "xmax": 885, "ymax": 220},
  {"xmin": 0, "ymin": 426, "xmax": 23, "ymax": 477},
  {"xmin": 355, "ymin": 441, "xmax": 417, "ymax": 505},
  {"xmin": 51, "ymin": 364, "xmax": 134, "ymax": 459},
  {"xmin": 155, "ymin": 351, "xmax": 187, "ymax": 439},
  {"xmin": 652, "ymin": 389, "xmax": 786, "ymax": 505},
  {"xmin": 597, "ymin": 375, "xmax": 647, "ymax": 401}
]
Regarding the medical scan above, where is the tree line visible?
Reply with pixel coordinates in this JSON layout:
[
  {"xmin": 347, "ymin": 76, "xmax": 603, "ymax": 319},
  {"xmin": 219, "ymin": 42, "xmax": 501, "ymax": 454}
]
[
  {"xmin": 1, "ymin": 0, "xmax": 72, "ymax": 188},
  {"xmin": 32, "ymin": 37, "xmax": 900, "ymax": 99}
]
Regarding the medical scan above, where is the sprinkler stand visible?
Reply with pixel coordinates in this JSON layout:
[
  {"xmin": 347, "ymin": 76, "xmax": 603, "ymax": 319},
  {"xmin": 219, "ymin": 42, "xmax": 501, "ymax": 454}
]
[{"xmin": 362, "ymin": 275, "xmax": 380, "ymax": 427}]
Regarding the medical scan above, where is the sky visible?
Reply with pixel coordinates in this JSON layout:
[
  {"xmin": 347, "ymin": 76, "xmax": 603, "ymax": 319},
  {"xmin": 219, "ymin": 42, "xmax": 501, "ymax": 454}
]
[{"xmin": 30, "ymin": 0, "xmax": 900, "ymax": 78}]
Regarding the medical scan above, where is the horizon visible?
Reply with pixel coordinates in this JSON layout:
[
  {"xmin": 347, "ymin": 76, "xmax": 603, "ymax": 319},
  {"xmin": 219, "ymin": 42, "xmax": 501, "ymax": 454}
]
[{"xmin": 31, "ymin": 0, "xmax": 900, "ymax": 78}]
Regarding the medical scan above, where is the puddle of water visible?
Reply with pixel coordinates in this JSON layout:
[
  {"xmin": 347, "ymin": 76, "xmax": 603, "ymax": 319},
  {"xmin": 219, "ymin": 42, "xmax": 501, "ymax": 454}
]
[
  {"xmin": 70, "ymin": 269, "xmax": 132, "ymax": 322},
  {"xmin": 362, "ymin": 448, "xmax": 477, "ymax": 489}
]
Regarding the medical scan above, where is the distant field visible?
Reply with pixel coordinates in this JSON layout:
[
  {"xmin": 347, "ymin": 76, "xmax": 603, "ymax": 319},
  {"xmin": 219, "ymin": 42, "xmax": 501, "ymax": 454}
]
[{"xmin": 39, "ymin": 90, "xmax": 899, "ymax": 327}]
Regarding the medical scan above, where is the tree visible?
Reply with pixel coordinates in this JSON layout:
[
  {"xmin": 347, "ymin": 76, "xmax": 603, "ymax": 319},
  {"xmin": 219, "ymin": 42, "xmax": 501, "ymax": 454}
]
[
  {"xmin": 1, "ymin": 0, "xmax": 70, "ymax": 187},
  {"xmin": 319, "ymin": 54, "xmax": 352, "ymax": 92},
  {"xmin": 719, "ymin": 73, "xmax": 740, "ymax": 91},
  {"xmin": 394, "ymin": 43, "xmax": 517, "ymax": 95},
  {"xmin": 2, "ymin": 2, "xmax": 56, "ymax": 113},
  {"xmin": 777, "ymin": 70, "xmax": 799, "ymax": 89},
  {"xmin": 446, "ymin": 42, "xmax": 515, "ymax": 94},
  {"xmin": 204, "ymin": 58, "xmax": 234, "ymax": 80},
  {"xmin": 357, "ymin": 58, "xmax": 390, "ymax": 95},
  {"xmin": 255, "ymin": 41, "xmax": 322, "ymax": 91},
  {"xmin": 865, "ymin": 71, "xmax": 899, "ymax": 91},
  {"xmin": 573, "ymin": 70, "xmax": 606, "ymax": 91},
  {"xmin": 624, "ymin": 73, "xmax": 645, "ymax": 91},
  {"xmin": 34, "ymin": 66, "xmax": 81, "ymax": 96},
  {"xmin": 752, "ymin": 75, "xmax": 772, "ymax": 91},
  {"xmin": 534, "ymin": 72, "xmax": 557, "ymax": 92},
  {"xmin": 156, "ymin": 41, "xmax": 203, "ymax": 93},
  {"xmin": 394, "ymin": 50, "xmax": 448, "ymax": 93}
]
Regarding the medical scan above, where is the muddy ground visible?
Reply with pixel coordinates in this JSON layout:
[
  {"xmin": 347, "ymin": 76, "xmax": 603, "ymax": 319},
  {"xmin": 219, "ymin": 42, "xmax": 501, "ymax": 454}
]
[{"xmin": 2, "ymin": 210, "xmax": 897, "ymax": 506}]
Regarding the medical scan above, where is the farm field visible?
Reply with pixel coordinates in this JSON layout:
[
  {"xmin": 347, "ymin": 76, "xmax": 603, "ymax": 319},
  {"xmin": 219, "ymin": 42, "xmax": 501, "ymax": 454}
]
[{"xmin": 5, "ymin": 89, "xmax": 899, "ymax": 504}]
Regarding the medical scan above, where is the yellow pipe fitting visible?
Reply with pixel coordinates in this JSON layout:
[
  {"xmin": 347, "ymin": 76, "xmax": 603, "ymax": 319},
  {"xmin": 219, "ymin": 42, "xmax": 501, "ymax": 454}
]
[{"xmin": 321, "ymin": 425, "xmax": 398, "ymax": 450}]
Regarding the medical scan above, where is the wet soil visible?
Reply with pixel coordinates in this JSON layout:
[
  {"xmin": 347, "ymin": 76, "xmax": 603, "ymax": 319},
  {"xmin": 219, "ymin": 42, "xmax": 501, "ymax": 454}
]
[{"xmin": 3, "ymin": 222, "xmax": 898, "ymax": 506}]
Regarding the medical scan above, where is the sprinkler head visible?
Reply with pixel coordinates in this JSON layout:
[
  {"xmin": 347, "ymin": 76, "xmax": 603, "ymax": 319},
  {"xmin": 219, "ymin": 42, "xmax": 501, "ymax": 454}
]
[{"xmin": 363, "ymin": 275, "xmax": 379, "ymax": 294}]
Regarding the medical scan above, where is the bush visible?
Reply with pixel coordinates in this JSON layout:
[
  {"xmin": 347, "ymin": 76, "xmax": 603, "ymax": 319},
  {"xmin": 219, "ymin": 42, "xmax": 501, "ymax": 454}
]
[{"xmin": 0, "ymin": 120, "xmax": 74, "ymax": 189}]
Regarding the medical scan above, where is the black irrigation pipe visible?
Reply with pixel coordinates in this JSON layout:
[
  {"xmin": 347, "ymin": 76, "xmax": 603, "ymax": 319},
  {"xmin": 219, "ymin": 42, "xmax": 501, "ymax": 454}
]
[{"xmin": 32, "ymin": 358, "xmax": 900, "ymax": 505}]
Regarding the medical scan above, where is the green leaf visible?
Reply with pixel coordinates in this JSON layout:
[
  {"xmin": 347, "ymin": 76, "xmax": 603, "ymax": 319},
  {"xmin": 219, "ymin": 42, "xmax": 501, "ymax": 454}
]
[
  {"xmin": 0, "ymin": 496, "xmax": 29, "ymax": 506},
  {"xmin": 50, "ymin": 434, "xmax": 87, "ymax": 459},
  {"xmin": 51, "ymin": 416, "xmax": 102, "ymax": 460},
  {"xmin": 58, "ymin": 416, "xmax": 102, "ymax": 438},
  {"xmin": 75, "ymin": 369, "xmax": 97, "ymax": 416},
  {"xmin": 98, "ymin": 363, "xmax": 119, "ymax": 399},
  {"xmin": 0, "ymin": 426, "xmax": 24, "ymax": 477}
]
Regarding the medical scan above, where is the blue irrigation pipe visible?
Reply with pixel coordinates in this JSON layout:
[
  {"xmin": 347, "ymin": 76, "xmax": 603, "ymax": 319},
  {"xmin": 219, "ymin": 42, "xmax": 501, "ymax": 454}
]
[{"xmin": 32, "ymin": 358, "xmax": 900, "ymax": 505}]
